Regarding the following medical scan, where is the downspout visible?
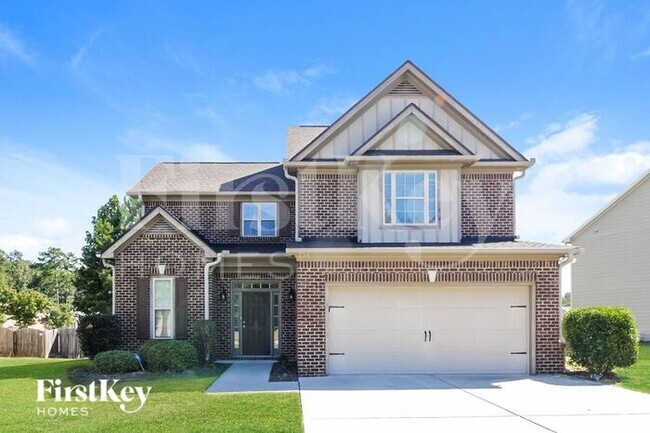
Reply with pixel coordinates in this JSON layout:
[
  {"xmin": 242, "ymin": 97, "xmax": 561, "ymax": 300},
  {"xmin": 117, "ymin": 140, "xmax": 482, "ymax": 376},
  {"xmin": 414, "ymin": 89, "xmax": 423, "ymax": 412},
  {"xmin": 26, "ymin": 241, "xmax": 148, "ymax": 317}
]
[
  {"xmin": 283, "ymin": 165, "xmax": 302, "ymax": 242},
  {"xmin": 102, "ymin": 259, "xmax": 116, "ymax": 315},
  {"xmin": 558, "ymin": 251, "xmax": 578, "ymax": 342},
  {"xmin": 204, "ymin": 253, "xmax": 223, "ymax": 320}
]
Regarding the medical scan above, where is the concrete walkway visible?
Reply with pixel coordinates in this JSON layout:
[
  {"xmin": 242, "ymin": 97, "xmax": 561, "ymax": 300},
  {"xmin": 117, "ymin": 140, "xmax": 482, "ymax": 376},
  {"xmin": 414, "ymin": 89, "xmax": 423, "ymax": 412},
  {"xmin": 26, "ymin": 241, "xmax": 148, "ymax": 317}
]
[
  {"xmin": 206, "ymin": 361, "xmax": 298, "ymax": 393},
  {"xmin": 300, "ymin": 374, "xmax": 650, "ymax": 433}
]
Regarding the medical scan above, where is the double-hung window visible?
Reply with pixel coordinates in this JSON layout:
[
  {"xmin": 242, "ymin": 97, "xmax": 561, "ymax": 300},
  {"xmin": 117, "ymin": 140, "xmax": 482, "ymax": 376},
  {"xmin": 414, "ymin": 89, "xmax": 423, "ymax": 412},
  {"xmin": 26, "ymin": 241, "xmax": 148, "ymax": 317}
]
[
  {"xmin": 383, "ymin": 171, "xmax": 438, "ymax": 225},
  {"xmin": 152, "ymin": 277, "xmax": 174, "ymax": 339},
  {"xmin": 242, "ymin": 203, "xmax": 277, "ymax": 237}
]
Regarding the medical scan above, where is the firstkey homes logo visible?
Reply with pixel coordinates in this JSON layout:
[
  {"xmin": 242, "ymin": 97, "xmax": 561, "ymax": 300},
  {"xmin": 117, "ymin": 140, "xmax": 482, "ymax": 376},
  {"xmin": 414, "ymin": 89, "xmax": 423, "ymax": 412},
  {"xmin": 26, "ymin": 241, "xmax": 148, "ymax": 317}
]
[{"xmin": 36, "ymin": 379, "xmax": 152, "ymax": 416}]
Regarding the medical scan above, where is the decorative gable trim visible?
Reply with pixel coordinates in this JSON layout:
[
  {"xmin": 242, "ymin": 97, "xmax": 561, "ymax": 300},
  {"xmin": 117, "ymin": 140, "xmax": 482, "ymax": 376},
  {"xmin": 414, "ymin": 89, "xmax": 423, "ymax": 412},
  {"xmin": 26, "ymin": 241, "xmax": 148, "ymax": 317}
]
[
  {"xmin": 389, "ymin": 77, "xmax": 423, "ymax": 95},
  {"xmin": 101, "ymin": 207, "xmax": 218, "ymax": 259},
  {"xmin": 349, "ymin": 103, "xmax": 474, "ymax": 158},
  {"xmin": 290, "ymin": 60, "xmax": 527, "ymax": 163}
]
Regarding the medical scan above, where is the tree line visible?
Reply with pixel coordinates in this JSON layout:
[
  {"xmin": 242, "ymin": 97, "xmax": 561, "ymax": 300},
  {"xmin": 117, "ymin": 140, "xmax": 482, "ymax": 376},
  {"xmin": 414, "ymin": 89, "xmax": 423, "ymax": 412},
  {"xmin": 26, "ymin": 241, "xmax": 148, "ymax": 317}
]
[{"xmin": 0, "ymin": 195, "xmax": 140, "ymax": 328}]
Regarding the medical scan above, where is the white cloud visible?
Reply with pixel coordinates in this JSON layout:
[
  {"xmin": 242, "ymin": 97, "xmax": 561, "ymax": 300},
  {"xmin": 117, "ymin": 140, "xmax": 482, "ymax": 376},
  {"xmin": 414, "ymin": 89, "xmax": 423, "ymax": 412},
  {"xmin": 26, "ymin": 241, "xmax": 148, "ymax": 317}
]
[
  {"xmin": 37, "ymin": 217, "xmax": 72, "ymax": 236},
  {"xmin": 68, "ymin": 29, "xmax": 104, "ymax": 71},
  {"xmin": 631, "ymin": 47, "xmax": 650, "ymax": 60},
  {"xmin": 305, "ymin": 95, "xmax": 357, "ymax": 125},
  {"xmin": 0, "ymin": 142, "xmax": 117, "ymax": 259},
  {"xmin": 565, "ymin": 0, "xmax": 619, "ymax": 57},
  {"xmin": 495, "ymin": 113, "xmax": 532, "ymax": 132},
  {"xmin": 524, "ymin": 113, "xmax": 598, "ymax": 160},
  {"xmin": 0, "ymin": 24, "xmax": 33, "ymax": 64},
  {"xmin": 0, "ymin": 234, "xmax": 50, "ymax": 257},
  {"xmin": 165, "ymin": 44, "xmax": 204, "ymax": 75},
  {"xmin": 253, "ymin": 65, "xmax": 336, "ymax": 95},
  {"xmin": 118, "ymin": 126, "xmax": 231, "ymax": 162},
  {"xmin": 517, "ymin": 114, "xmax": 650, "ymax": 243}
]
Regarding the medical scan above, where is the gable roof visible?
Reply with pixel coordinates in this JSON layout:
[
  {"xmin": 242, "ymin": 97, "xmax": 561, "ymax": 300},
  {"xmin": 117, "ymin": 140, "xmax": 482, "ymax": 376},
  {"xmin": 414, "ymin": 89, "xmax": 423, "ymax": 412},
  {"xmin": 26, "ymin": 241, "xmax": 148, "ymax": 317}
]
[
  {"xmin": 128, "ymin": 162, "xmax": 294, "ymax": 196},
  {"xmin": 101, "ymin": 207, "xmax": 218, "ymax": 259},
  {"xmin": 286, "ymin": 126, "xmax": 328, "ymax": 160},
  {"xmin": 349, "ymin": 103, "xmax": 474, "ymax": 157},
  {"xmin": 290, "ymin": 60, "xmax": 527, "ymax": 162},
  {"xmin": 564, "ymin": 169, "xmax": 650, "ymax": 243}
]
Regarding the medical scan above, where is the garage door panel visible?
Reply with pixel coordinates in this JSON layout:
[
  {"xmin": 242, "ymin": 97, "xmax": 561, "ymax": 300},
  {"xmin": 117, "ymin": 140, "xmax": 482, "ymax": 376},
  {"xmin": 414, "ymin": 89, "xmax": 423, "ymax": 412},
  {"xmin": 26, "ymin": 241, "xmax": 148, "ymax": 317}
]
[{"xmin": 327, "ymin": 284, "xmax": 530, "ymax": 374}]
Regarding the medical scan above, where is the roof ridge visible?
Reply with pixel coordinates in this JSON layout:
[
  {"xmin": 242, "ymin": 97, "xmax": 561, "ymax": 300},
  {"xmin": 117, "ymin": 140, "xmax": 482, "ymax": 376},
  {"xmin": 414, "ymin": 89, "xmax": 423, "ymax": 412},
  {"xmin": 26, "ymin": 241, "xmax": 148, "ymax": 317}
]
[{"xmin": 159, "ymin": 161, "xmax": 280, "ymax": 165}]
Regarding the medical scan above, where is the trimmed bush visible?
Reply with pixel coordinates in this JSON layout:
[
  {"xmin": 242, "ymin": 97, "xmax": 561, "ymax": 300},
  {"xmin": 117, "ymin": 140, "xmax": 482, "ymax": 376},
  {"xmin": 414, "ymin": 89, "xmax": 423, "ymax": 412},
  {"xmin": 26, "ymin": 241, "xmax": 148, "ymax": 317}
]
[
  {"xmin": 139, "ymin": 340, "xmax": 198, "ymax": 373},
  {"xmin": 563, "ymin": 306, "xmax": 639, "ymax": 376},
  {"xmin": 191, "ymin": 320, "xmax": 216, "ymax": 364},
  {"xmin": 93, "ymin": 350, "xmax": 139, "ymax": 374},
  {"xmin": 77, "ymin": 314, "xmax": 120, "ymax": 359}
]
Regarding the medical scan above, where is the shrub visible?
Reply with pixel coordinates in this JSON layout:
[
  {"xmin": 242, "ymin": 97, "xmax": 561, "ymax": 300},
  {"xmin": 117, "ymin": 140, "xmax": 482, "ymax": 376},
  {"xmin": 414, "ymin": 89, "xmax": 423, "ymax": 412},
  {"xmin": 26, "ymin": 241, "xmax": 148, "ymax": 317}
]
[
  {"xmin": 139, "ymin": 340, "xmax": 198, "ymax": 373},
  {"xmin": 563, "ymin": 306, "xmax": 639, "ymax": 377},
  {"xmin": 77, "ymin": 314, "xmax": 120, "ymax": 359},
  {"xmin": 93, "ymin": 350, "xmax": 140, "ymax": 374},
  {"xmin": 191, "ymin": 320, "xmax": 216, "ymax": 364}
]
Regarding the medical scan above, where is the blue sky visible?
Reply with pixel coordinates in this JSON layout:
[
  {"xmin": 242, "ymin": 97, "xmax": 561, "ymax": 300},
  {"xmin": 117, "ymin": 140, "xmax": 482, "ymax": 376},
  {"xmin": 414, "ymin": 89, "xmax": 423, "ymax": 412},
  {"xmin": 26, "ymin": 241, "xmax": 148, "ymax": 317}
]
[{"xmin": 1, "ymin": 0, "xmax": 649, "ymax": 258}]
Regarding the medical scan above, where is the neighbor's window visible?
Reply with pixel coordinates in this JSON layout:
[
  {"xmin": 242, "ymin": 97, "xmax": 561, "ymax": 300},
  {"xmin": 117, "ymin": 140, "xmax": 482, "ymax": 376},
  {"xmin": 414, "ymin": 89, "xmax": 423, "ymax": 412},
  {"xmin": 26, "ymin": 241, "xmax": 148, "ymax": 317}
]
[
  {"xmin": 242, "ymin": 203, "xmax": 277, "ymax": 237},
  {"xmin": 152, "ymin": 278, "xmax": 174, "ymax": 339},
  {"xmin": 383, "ymin": 171, "xmax": 438, "ymax": 225}
]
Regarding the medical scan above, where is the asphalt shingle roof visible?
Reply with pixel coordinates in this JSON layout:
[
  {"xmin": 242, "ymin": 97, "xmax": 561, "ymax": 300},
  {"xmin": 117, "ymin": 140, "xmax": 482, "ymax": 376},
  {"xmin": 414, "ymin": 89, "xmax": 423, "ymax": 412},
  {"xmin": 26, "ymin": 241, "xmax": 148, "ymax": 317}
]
[
  {"xmin": 285, "ymin": 126, "xmax": 327, "ymax": 160},
  {"xmin": 128, "ymin": 162, "xmax": 294, "ymax": 195}
]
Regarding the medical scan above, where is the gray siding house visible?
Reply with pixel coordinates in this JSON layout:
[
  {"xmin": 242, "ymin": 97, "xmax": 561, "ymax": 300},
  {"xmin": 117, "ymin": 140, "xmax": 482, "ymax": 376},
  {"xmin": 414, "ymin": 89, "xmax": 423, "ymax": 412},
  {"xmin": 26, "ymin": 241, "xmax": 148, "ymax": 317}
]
[{"xmin": 565, "ymin": 170, "xmax": 650, "ymax": 340}]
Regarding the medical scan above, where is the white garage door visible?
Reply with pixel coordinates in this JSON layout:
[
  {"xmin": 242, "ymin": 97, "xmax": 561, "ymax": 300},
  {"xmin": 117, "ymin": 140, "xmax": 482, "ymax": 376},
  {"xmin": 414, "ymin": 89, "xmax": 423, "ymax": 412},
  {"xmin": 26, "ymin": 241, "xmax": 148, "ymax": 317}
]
[{"xmin": 327, "ymin": 284, "xmax": 529, "ymax": 374}]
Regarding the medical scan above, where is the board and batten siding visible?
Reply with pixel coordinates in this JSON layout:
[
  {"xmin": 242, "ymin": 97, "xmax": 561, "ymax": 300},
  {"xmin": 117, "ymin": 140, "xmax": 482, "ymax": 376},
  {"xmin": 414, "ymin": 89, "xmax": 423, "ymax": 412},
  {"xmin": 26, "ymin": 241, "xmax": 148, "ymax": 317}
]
[
  {"xmin": 358, "ymin": 168, "xmax": 461, "ymax": 243},
  {"xmin": 571, "ymin": 176, "xmax": 650, "ymax": 340},
  {"xmin": 311, "ymin": 96, "xmax": 504, "ymax": 160}
]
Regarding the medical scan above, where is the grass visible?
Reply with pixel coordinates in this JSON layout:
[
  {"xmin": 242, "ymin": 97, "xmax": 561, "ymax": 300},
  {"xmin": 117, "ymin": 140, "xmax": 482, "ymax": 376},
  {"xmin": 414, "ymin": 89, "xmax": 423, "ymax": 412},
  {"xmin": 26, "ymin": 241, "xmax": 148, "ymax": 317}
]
[
  {"xmin": 0, "ymin": 358, "xmax": 303, "ymax": 432},
  {"xmin": 616, "ymin": 342, "xmax": 650, "ymax": 393}
]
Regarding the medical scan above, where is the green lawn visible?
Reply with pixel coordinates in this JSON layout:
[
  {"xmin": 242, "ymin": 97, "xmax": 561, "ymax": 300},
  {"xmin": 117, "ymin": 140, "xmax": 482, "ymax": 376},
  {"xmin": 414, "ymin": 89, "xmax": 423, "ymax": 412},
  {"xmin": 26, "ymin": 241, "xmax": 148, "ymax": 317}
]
[
  {"xmin": 0, "ymin": 358, "xmax": 303, "ymax": 432},
  {"xmin": 616, "ymin": 343, "xmax": 650, "ymax": 393}
]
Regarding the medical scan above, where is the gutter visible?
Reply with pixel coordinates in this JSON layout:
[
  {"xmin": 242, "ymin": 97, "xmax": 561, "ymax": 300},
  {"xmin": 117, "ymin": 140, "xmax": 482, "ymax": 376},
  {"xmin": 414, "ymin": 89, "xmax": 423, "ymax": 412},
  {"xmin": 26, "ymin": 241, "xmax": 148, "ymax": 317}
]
[
  {"xmin": 283, "ymin": 165, "xmax": 302, "ymax": 242},
  {"xmin": 102, "ymin": 259, "xmax": 116, "ymax": 315},
  {"xmin": 204, "ymin": 253, "xmax": 223, "ymax": 320},
  {"xmin": 286, "ymin": 245, "xmax": 579, "ymax": 256}
]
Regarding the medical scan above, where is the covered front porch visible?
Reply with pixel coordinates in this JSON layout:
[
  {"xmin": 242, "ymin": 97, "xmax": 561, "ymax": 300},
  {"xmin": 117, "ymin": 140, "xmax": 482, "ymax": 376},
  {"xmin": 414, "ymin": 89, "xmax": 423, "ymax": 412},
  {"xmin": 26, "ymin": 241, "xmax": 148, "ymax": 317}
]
[{"xmin": 209, "ymin": 254, "xmax": 296, "ymax": 361}]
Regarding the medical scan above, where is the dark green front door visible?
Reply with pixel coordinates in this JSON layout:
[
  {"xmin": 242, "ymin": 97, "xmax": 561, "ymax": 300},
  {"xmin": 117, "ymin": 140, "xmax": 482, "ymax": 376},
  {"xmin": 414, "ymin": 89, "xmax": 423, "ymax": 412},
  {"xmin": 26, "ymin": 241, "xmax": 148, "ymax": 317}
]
[{"xmin": 242, "ymin": 292, "xmax": 271, "ymax": 356}]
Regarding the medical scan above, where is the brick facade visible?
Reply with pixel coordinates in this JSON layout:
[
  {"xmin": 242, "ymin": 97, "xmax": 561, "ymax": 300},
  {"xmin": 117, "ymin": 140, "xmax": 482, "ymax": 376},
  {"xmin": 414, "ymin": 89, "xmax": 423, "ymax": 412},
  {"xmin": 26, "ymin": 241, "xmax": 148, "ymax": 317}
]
[
  {"xmin": 461, "ymin": 173, "xmax": 515, "ymax": 238},
  {"xmin": 144, "ymin": 200, "xmax": 295, "ymax": 244},
  {"xmin": 295, "ymin": 259, "xmax": 563, "ymax": 376},
  {"xmin": 298, "ymin": 173, "xmax": 357, "ymax": 238},
  {"xmin": 114, "ymin": 232, "xmax": 206, "ymax": 351}
]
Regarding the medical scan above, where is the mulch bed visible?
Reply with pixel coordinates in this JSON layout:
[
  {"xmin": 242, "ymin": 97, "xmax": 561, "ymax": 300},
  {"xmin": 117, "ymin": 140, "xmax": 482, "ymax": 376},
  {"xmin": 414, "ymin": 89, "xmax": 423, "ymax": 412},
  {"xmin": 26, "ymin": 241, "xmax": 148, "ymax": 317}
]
[{"xmin": 269, "ymin": 361, "xmax": 298, "ymax": 382}]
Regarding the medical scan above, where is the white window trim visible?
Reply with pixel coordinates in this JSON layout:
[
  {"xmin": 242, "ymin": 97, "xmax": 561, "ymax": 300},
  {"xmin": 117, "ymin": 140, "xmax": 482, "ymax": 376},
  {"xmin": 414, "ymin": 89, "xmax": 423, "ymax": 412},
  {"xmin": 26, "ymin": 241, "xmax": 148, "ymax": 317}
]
[
  {"xmin": 241, "ymin": 202, "xmax": 278, "ymax": 237},
  {"xmin": 151, "ymin": 277, "xmax": 174, "ymax": 339},
  {"xmin": 382, "ymin": 170, "xmax": 439, "ymax": 226}
]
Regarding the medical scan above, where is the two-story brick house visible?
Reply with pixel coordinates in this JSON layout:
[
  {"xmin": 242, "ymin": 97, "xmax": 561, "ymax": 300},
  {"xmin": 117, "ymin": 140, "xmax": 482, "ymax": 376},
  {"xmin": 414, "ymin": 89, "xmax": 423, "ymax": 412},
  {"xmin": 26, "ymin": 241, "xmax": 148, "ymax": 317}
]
[{"xmin": 102, "ymin": 61, "xmax": 577, "ymax": 376}]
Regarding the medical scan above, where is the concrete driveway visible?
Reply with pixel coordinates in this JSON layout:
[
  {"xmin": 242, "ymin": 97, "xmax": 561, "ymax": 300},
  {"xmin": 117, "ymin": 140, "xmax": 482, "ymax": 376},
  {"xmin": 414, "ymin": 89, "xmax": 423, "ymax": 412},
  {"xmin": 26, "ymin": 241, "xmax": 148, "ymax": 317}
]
[{"xmin": 299, "ymin": 374, "xmax": 650, "ymax": 432}]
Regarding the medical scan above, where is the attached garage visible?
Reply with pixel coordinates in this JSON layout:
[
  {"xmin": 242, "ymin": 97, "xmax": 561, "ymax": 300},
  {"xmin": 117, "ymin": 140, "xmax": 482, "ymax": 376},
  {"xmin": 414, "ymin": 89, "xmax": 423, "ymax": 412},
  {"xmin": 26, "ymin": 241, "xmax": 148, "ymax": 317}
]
[{"xmin": 326, "ymin": 284, "xmax": 531, "ymax": 375}]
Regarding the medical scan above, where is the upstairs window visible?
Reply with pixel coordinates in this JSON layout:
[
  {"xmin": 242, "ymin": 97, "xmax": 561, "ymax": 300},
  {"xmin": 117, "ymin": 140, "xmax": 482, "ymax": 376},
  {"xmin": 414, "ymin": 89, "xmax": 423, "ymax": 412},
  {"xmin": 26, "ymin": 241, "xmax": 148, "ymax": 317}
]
[
  {"xmin": 242, "ymin": 203, "xmax": 277, "ymax": 237},
  {"xmin": 383, "ymin": 171, "xmax": 438, "ymax": 225}
]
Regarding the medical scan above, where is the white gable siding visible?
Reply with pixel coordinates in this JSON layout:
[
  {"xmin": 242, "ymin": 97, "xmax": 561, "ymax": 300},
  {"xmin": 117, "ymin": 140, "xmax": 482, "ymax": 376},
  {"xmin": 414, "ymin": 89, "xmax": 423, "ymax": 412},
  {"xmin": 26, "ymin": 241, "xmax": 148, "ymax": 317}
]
[
  {"xmin": 571, "ymin": 178, "xmax": 650, "ymax": 340},
  {"xmin": 358, "ymin": 168, "xmax": 461, "ymax": 243},
  {"xmin": 311, "ymin": 96, "xmax": 504, "ymax": 160},
  {"xmin": 374, "ymin": 121, "xmax": 446, "ymax": 151}
]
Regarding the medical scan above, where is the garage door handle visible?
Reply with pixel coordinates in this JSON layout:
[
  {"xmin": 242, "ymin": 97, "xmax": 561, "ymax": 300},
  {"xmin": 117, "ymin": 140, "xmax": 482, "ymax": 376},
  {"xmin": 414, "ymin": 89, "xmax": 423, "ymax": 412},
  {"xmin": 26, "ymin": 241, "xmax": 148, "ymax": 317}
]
[
  {"xmin": 510, "ymin": 351, "xmax": 527, "ymax": 355},
  {"xmin": 424, "ymin": 330, "xmax": 427, "ymax": 342},
  {"xmin": 428, "ymin": 330, "xmax": 431, "ymax": 342}
]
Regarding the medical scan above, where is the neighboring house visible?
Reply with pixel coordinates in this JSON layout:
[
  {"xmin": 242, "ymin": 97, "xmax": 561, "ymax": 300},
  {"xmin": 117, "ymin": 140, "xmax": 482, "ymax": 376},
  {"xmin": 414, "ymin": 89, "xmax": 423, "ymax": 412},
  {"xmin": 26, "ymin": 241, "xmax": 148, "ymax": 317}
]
[
  {"xmin": 102, "ymin": 61, "xmax": 577, "ymax": 376},
  {"xmin": 565, "ymin": 170, "xmax": 650, "ymax": 340}
]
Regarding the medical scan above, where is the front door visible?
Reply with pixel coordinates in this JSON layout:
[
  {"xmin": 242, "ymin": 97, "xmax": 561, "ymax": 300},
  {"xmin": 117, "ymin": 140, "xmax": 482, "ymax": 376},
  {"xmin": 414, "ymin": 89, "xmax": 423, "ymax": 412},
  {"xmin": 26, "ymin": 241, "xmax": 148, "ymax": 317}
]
[{"xmin": 242, "ymin": 292, "xmax": 271, "ymax": 356}]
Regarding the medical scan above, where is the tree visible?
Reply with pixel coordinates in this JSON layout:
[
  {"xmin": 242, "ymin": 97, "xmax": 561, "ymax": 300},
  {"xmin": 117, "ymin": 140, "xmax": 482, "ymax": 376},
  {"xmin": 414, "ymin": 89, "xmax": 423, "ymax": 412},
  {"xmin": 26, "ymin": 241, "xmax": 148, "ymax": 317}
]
[
  {"xmin": 5, "ymin": 289, "xmax": 50, "ymax": 327},
  {"xmin": 74, "ymin": 195, "xmax": 140, "ymax": 314},
  {"xmin": 6, "ymin": 250, "xmax": 35, "ymax": 292},
  {"xmin": 32, "ymin": 247, "xmax": 80, "ymax": 304},
  {"xmin": 42, "ymin": 302, "xmax": 75, "ymax": 329}
]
